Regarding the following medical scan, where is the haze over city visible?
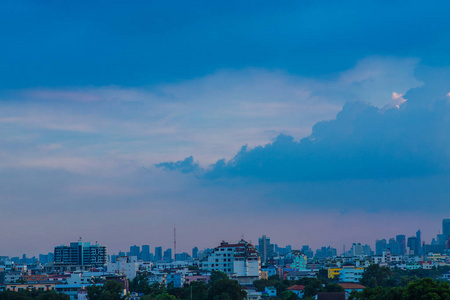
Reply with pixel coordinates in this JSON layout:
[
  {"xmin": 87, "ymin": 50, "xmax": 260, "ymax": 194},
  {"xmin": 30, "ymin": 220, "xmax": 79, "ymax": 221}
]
[{"xmin": 1, "ymin": 0, "xmax": 450, "ymax": 258}]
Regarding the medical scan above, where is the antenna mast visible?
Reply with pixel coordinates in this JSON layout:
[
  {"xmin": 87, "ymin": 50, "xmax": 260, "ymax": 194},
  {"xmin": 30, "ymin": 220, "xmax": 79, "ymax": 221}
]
[{"xmin": 174, "ymin": 225, "xmax": 176, "ymax": 260}]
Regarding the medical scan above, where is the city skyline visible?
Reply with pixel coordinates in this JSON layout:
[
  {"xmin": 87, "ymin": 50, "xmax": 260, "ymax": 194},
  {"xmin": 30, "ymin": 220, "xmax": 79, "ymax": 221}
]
[
  {"xmin": 1, "ymin": 1, "xmax": 450, "ymax": 257},
  {"xmin": 4, "ymin": 218, "xmax": 449, "ymax": 259}
]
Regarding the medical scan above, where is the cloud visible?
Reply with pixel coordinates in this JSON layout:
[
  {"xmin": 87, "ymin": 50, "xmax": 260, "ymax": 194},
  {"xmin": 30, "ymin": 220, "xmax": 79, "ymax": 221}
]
[
  {"xmin": 157, "ymin": 83, "xmax": 450, "ymax": 181},
  {"xmin": 155, "ymin": 156, "xmax": 200, "ymax": 174}
]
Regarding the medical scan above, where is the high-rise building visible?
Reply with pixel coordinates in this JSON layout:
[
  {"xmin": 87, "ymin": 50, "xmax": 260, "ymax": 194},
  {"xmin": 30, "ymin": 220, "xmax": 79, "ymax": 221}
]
[
  {"xmin": 163, "ymin": 248, "xmax": 172, "ymax": 261},
  {"xmin": 388, "ymin": 238, "xmax": 401, "ymax": 255},
  {"xmin": 315, "ymin": 246, "xmax": 337, "ymax": 258},
  {"xmin": 375, "ymin": 239, "xmax": 387, "ymax": 255},
  {"xmin": 54, "ymin": 240, "xmax": 107, "ymax": 267},
  {"xmin": 443, "ymin": 219, "xmax": 450, "ymax": 240},
  {"xmin": 407, "ymin": 236, "xmax": 418, "ymax": 255},
  {"xmin": 175, "ymin": 252, "xmax": 189, "ymax": 261},
  {"xmin": 258, "ymin": 235, "xmax": 274, "ymax": 265},
  {"xmin": 362, "ymin": 244, "xmax": 373, "ymax": 256},
  {"xmin": 396, "ymin": 235, "xmax": 406, "ymax": 255},
  {"xmin": 130, "ymin": 245, "xmax": 140, "ymax": 259},
  {"xmin": 192, "ymin": 247, "xmax": 199, "ymax": 259},
  {"xmin": 155, "ymin": 247, "xmax": 162, "ymax": 262},
  {"xmin": 301, "ymin": 245, "xmax": 314, "ymax": 259},
  {"xmin": 142, "ymin": 245, "xmax": 150, "ymax": 261},
  {"xmin": 416, "ymin": 230, "xmax": 422, "ymax": 255},
  {"xmin": 351, "ymin": 243, "xmax": 363, "ymax": 256}
]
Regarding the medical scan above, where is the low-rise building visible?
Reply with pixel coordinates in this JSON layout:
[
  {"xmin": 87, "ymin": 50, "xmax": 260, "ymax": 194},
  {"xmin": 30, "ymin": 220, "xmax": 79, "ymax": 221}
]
[
  {"xmin": 287, "ymin": 285, "xmax": 305, "ymax": 298},
  {"xmin": 185, "ymin": 275, "xmax": 210, "ymax": 284},
  {"xmin": 265, "ymin": 286, "xmax": 277, "ymax": 297},
  {"xmin": 5, "ymin": 282, "xmax": 56, "ymax": 292},
  {"xmin": 338, "ymin": 266, "xmax": 364, "ymax": 283},
  {"xmin": 338, "ymin": 283, "xmax": 365, "ymax": 298}
]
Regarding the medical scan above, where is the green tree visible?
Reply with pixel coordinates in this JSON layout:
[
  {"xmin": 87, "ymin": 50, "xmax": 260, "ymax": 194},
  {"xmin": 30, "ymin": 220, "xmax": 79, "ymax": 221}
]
[
  {"xmin": 155, "ymin": 292, "xmax": 177, "ymax": 300},
  {"xmin": 278, "ymin": 290, "xmax": 299, "ymax": 300},
  {"xmin": 87, "ymin": 280, "xmax": 127, "ymax": 300},
  {"xmin": 403, "ymin": 278, "xmax": 450, "ymax": 299},
  {"xmin": 360, "ymin": 264, "xmax": 392, "ymax": 288},
  {"xmin": 209, "ymin": 271, "xmax": 229, "ymax": 284},
  {"xmin": 348, "ymin": 286, "xmax": 405, "ymax": 300},
  {"xmin": 324, "ymin": 283, "xmax": 344, "ymax": 293},
  {"xmin": 303, "ymin": 279, "xmax": 324, "ymax": 298},
  {"xmin": 35, "ymin": 290, "xmax": 71, "ymax": 300},
  {"xmin": 253, "ymin": 279, "xmax": 278, "ymax": 292},
  {"xmin": 317, "ymin": 269, "xmax": 330, "ymax": 284},
  {"xmin": 182, "ymin": 281, "xmax": 208, "ymax": 300},
  {"xmin": 0, "ymin": 290, "xmax": 70, "ymax": 300},
  {"xmin": 208, "ymin": 279, "xmax": 246, "ymax": 300},
  {"xmin": 130, "ymin": 274, "xmax": 151, "ymax": 294}
]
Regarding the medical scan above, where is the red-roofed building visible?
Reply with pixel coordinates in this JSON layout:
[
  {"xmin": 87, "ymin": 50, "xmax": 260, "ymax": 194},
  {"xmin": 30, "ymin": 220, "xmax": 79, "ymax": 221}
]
[
  {"xmin": 287, "ymin": 285, "xmax": 305, "ymax": 298},
  {"xmin": 338, "ymin": 282, "xmax": 365, "ymax": 297}
]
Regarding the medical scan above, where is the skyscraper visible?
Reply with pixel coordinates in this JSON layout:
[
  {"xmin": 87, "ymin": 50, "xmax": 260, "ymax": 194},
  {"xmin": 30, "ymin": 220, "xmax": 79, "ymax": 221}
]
[
  {"xmin": 142, "ymin": 245, "xmax": 150, "ymax": 261},
  {"xmin": 130, "ymin": 245, "xmax": 140, "ymax": 258},
  {"xmin": 416, "ymin": 230, "xmax": 422, "ymax": 255},
  {"xmin": 443, "ymin": 219, "xmax": 450, "ymax": 239},
  {"xmin": 155, "ymin": 247, "xmax": 162, "ymax": 262},
  {"xmin": 163, "ymin": 248, "xmax": 172, "ymax": 261},
  {"xmin": 396, "ymin": 235, "xmax": 406, "ymax": 255},
  {"xmin": 258, "ymin": 235, "xmax": 274, "ymax": 265},
  {"xmin": 407, "ymin": 236, "xmax": 418, "ymax": 255},
  {"xmin": 375, "ymin": 239, "xmax": 387, "ymax": 255},
  {"xmin": 192, "ymin": 247, "xmax": 199, "ymax": 259}
]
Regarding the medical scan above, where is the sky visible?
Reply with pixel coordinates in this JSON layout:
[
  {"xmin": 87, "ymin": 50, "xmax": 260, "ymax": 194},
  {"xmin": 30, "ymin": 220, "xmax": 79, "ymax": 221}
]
[{"xmin": 1, "ymin": 0, "xmax": 450, "ymax": 257}]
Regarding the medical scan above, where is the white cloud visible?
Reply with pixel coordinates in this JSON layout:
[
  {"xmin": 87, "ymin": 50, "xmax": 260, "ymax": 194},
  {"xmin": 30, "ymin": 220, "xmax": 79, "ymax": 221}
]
[{"xmin": 0, "ymin": 56, "xmax": 423, "ymax": 171}]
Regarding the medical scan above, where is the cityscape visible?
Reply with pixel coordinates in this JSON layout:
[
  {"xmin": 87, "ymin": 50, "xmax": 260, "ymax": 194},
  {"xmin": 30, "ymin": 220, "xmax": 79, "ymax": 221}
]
[
  {"xmin": 0, "ymin": 219, "xmax": 449, "ymax": 299},
  {"xmin": 2, "ymin": 0, "xmax": 450, "ymax": 299}
]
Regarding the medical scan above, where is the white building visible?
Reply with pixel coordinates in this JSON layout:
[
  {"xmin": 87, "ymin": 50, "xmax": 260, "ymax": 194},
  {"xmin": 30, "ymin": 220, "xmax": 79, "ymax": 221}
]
[
  {"xmin": 201, "ymin": 239, "xmax": 261, "ymax": 278},
  {"xmin": 107, "ymin": 256, "xmax": 139, "ymax": 281}
]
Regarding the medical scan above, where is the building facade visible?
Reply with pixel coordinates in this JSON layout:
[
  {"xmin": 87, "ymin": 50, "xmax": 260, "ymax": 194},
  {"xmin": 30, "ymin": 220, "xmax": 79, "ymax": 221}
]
[
  {"xmin": 54, "ymin": 240, "xmax": 107, "ymax": 267},
  {"xmin": 201, "ymin": 239, "xmax": 261, "ymax": 278}
]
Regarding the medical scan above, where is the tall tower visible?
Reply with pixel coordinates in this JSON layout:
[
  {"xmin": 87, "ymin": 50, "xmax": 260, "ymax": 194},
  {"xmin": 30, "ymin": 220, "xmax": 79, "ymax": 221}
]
[{"xmin": 174, "ymin": 226, "xmax": 177, "ymax": 260}]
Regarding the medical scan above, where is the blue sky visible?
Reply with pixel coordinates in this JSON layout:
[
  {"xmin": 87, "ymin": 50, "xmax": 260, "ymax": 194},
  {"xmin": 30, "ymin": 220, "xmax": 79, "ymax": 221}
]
[{"xmin": 1, "ymin": 0, "xmax": 450, "ymax": 256}]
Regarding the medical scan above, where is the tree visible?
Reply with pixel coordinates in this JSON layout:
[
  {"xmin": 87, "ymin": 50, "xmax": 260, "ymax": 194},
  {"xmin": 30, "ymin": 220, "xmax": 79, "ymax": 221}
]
[
  {"xmin": 155, "ymin": 292, "xmax": 177, "ymax": 300},
  {"xmin": 130, "ymin": 274, "xmax": 151, "ymax": 294},
  {"xmin": 317, "ymin": 269, "xmax": 330, "ymax": 284},
  {"xmin": 323, "ymin": 283, "xmax": 344, "ymax": 293},
  {"xmin": 360, "ymin": 264, "xmax": 392, "ymax": 288},
  {"xmin": 253, "ymin": 279, "xmax": 278, "ymax": 292},
  {"xmin": 35, "ymin": 290, "xmax": 71, "ymax": 300},
  {"xmin": 209, "ymin": 271, "xmax": 229, "ymax": 284},
  {"xmin": 278, "ymin": 290, "xmax": 299, "ymax": 300},
  {"xmin": 208, "ymin": 279, "xmax": 246, "ymax": 300},
  {"xmin": 348, "ymin": 286, "xmax": 405, "ymax": 300},
  {"xmin": 182, "ymin": 281, "xmax": 208, "ymax": 300},
  {"xmin": 0, "ymin": 290, "xmax": 70, "ymax": 300},
  {"xmin": 87, "ymin": 280, "xmax": 127, "ymax": 300},
  {"xmin": 303, "ymin": 279, "xmax": 324, "ymax": 298},
  {"xmin": 403, "ymin": 278, "xmax": 450, "ymax": 299}
]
